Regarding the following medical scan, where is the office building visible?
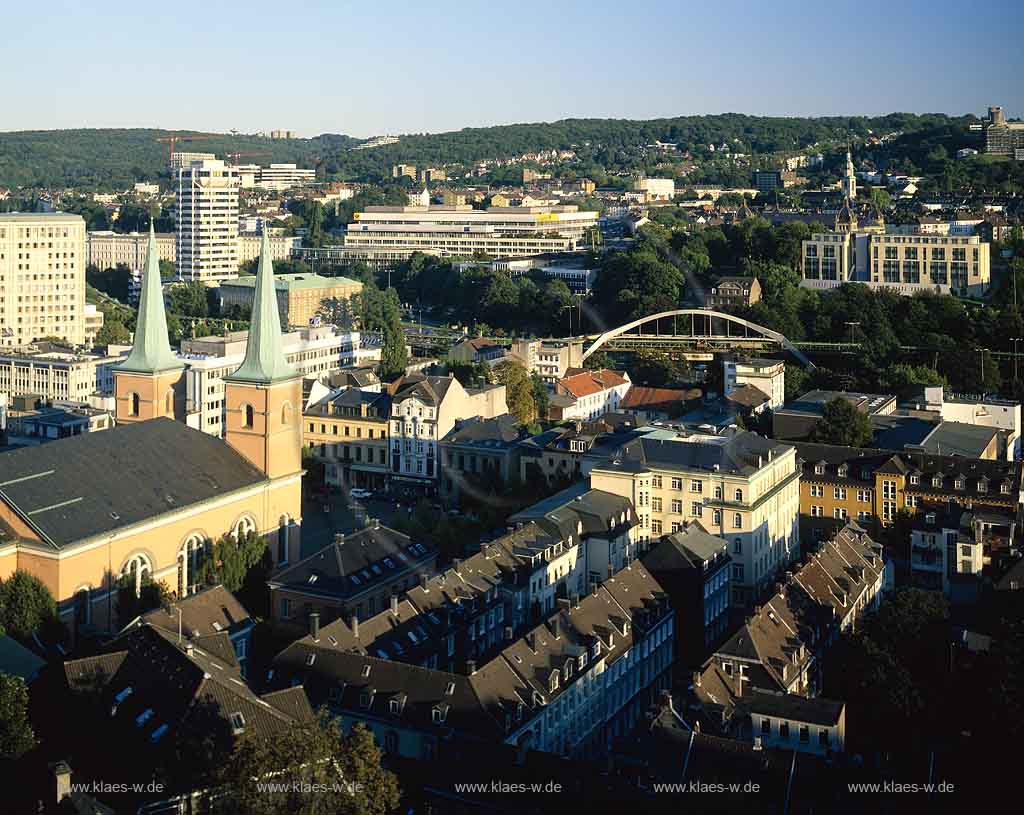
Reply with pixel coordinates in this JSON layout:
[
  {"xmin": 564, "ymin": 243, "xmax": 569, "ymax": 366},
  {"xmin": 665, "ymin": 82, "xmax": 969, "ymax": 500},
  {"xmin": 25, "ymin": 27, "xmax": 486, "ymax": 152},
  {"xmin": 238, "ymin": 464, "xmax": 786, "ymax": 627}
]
[
  {"xmin": 392, "ymin": 164, "xmax": 417, "ymax": 179},
  {"xmin": 0, "ymin": 213, "xmax": 87, "ymax": 348},
  {"xmin": 985, "ymin": 106, "xmax": 1024, "ymax": 156},
  {"xmin": 490, "ymin": 254, "xmax": 598, "ymax": 295},
  {"xmin": 176, "ymin": 159, "xmax": 241, "ymax": 281},
  {"xmin": 218, "ymin": 271, "xmax": 361, "ymax": 328},
  {"xmin": 801, "ymin": 209, "xmax": 991, "ymax": 297},
  {"xmin": 256, "ymin": 163, "xmax": 316, "ymax": 191},
  {"xmin": 87, "ymin": 230, "xmax": 176, "ymax": 272},
  {"xmin": 634, "ymin": 177, "xmax": 675, "ymax": 201},
  {"xmin": 590, "ymin": 430, "xmax": 801, "ymax": 606},
  {"xmin": 169, "ymin": 151, "xmax": 216, "ymax": 170},
  {"xmin": 180, "ymin": 326, "xmax": 368, "ymax": 436},
  {"xmin": 0, "ymin": 344, "xmax": 126, "ymax": 403},
  {"xmin": 341, "ymin": 204, "xmax": 600, "ymax": 265},
  {"xmin": 723, "ymin": 358, "xmax": 785, "ymax": 411},
  {"xmin": 235, "ymin": 232, "xmax": 302, "ymax": 267}
]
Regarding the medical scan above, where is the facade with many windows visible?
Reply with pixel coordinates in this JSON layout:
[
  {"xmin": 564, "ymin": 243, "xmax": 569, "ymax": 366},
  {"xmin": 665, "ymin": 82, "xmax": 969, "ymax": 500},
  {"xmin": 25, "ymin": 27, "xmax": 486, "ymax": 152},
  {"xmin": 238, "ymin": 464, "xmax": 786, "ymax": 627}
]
[
  {"xmin": 0, "ymin": 213, "xmax": 86, "ymax": 348},
  {"xmin": 590, "ymin": 431, "xmax": 800, "ymax": 606}
]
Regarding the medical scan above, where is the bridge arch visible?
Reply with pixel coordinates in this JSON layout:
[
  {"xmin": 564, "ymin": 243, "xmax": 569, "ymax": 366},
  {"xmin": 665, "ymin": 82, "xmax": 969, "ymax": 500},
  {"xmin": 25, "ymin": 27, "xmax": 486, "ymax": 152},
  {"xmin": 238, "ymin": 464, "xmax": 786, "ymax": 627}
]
[{"xmin": 581, "ymin": 309, "xmax": 814, "ymax": 369}]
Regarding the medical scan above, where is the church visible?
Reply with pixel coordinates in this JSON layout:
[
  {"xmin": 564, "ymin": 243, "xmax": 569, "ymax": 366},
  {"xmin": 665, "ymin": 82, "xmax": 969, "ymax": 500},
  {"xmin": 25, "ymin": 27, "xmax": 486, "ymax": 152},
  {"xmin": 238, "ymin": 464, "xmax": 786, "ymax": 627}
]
[{"xmin": 0, "ymin": 228, "xmax": 303, "ymax": 633}]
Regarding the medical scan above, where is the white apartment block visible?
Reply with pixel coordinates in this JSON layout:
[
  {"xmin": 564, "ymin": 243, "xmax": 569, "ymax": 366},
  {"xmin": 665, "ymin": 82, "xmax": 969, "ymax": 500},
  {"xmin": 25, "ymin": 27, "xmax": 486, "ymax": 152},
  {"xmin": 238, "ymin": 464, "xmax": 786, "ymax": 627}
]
[
  {"xmin": 0, "ymin": 213, "xmax": 87, "ymax": 348},
  {"xmin": 87, "ymin": 230, "xmax": 176, "ymax": 272},
  {"xmin": 509, "ymin": 338, "xmax": 584, "ymax": 383},
  {"xmin": 634, "ymin": 177, "xmax": 675, "ymax": 201},
  {"xmin": 723, "ymin": 358, "xmax": 786, "ymax": 410},
  {"xmin": 256, "ymin": 163, "xmax": 316, "ymax": 191},
  {"xmin": 342, "ymin": 204, "xmax": 599, "ymax": 264},
  {"xmin": 389, "ymin": 375, "xmax": 507, "ymax": 490},
  {"xmin": 552, "ymin": 369, "xmax": 631, "ymax": 422},
  {"xmin": 916, "ymin": 386, "xmax": 1022, "ymax": 460},
  {"xmin": 179, "ymin": 326, "xmax": 366, "ymax": 435},
  {"xmin": 87, "ymin": 230, "xmax": 297, "ymax": 274},
  {"xmin": 176, "ymin": 159, "xmax": 240, "ymax": 282},
  {"xmin": 590, "ymin": 430, "xmax": 800, "ymax": 606},
  {"xmin": 0, "ymin": 345, "xmax": 126, "ymax": 402}
]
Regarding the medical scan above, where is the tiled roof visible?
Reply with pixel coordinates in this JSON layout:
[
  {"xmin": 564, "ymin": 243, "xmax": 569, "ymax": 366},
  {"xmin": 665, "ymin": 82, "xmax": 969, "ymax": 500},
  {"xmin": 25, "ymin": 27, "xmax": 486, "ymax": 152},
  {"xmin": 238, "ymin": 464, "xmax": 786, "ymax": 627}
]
[
  {"xmin": 620, "ymin": 386, "xmax": 694, "ymax": 410},
  {"xmin": 134, "ymin": 585, "xmax": 253, "ymax": 639},
  {"xmin": 557, "ymin": 369, "xmax": 629, "ymax": 399}
]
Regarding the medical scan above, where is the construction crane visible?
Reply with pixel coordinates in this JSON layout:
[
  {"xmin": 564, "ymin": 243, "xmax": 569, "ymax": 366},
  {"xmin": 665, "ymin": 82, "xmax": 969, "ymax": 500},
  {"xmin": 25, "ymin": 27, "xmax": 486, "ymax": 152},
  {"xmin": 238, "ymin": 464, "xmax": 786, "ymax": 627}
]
[
  {"xmin": 224, "ymin": 151, "xmax": 269, "ymax": 166},
  {"xmin": 156, "ymin": 133, "xmax": 214, "ymax": 163}
]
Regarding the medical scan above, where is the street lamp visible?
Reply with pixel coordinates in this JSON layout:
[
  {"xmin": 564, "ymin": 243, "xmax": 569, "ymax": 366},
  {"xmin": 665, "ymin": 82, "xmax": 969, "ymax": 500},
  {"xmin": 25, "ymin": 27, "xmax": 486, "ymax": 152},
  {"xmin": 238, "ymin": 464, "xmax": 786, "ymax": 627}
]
[{"xmin": 1012, "ymin": 338, "xmax": 1023, "ymax": 382}]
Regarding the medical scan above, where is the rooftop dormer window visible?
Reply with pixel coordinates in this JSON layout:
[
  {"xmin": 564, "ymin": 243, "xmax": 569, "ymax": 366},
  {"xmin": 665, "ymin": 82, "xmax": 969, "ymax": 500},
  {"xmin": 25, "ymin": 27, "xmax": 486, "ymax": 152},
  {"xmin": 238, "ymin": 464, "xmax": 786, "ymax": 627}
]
[
  {"xmin": 814, "ymin": 464, "xmax": 825, "ymax": 476},
  {"xmin": 932, "ymin": 476, "xmax": 942, "ymax": 488},
  {"xmin": 837, "ymin": 464, "xmax": 848, "ymax": 478},
  {"xmin": 1002, "ymin": 481, "xmax": 1012, "ymax": 494}
]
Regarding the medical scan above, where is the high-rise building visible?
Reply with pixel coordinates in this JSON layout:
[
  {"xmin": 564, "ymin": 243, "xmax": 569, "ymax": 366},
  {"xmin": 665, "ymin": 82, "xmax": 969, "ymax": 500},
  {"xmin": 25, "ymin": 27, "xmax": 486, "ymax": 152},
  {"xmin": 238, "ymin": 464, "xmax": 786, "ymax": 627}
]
[
  {"xmin": 985, "ymin": 105, "xmax": 1024, "ymax": 156},
  {"xmin": 169, "ymin": 151, "xmax": 216, "ymax": 171},
  {"xmin": 256, "ymin": 163, "xmax": 315, "ymax": 191},
  {"xmin": 176, "ymin": 159, "xmax": 240, "ymax": 281},
  {"xmin": 0, "ymin": 213, "xmax": 87, "ymax": 348}
]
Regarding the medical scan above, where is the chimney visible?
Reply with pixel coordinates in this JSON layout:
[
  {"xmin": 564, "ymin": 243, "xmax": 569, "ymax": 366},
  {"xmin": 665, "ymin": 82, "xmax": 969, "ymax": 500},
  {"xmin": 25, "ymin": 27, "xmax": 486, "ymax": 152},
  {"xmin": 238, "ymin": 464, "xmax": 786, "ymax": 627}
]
[
  {"xmin": 526, "ymin": 632, "xmax": 536, "ymax": 651},
  {"xmin": 352, "ymin": 615, "xmax": 359, "ymax": 639},
  {"xmin": 556, "ymin": 598, "xmax": 571, "ymax": 612},
  {"xmin": 775, "ymin": 582, "xmax": 784, "ymax": 596},
  {"xmin": 692, "ymin": 670, "xmax": 702, "ymax": 688},
  {"xmin": 466, "ymin": 659, "xmax": 477, "ymax": 676},
  {"xmin": 334, "ymin": 532, "xmax": 345, "ymax": 546},
  {"xmin": 309, "ymin": 610, "xmax": 320, "ymax": 641},
  {"xmin": 52, "ymin": 761, "xmax": 72, "ymax": 806},
  {"xmin": 733, "ymin": 668, "xmax": 744, "ymax": 698},
  {"xmin": 753, "ymin": 735, "xmax": 763, "ymax": 751},
  {"xmin": 453, "ymin": 558, "xmax": 462, "ymax": 575},
  {"xmin": 420, "ymin": 574, "xmax": 429, "ymax": 591},
  {"xmin": 390, "ymin": 595, "xmax": 399, "ymax": 616},
  {"xmin": 504, "ymin": 625, "xmax": 514, "ymax": 641},
  {"xmin": 373, "ymin": 517, "xmax": 381, "ymax": 530}
]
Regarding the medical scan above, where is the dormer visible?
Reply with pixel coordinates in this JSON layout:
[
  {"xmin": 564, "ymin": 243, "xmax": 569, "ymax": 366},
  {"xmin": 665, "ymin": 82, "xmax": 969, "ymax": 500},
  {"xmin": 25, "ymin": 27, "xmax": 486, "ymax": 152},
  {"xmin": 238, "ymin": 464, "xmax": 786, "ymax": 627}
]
[
  {"xmin": 359, "ymin": 687, "xmax": 376, "ymax": 709},
  {"xmin": 388, "ymin": 693, "xmax": 407, "ymax": 716},
  {"xmin": 977, "ymin": 477, "xmax": 988, "ymax": 494},
  {"xmin": 563, "ymin": 658, "xmax": 574, "ymax": 682},
  {"xmin": 814, "ymin": 461, "xmax": 826, "ymax": 476},
  {"xmin": 954, "ymin": 475, "xmax": 965, "ymax": 490},
  {"xmin": 432, "ymin": 703, "xmax": 450, "ymax": 725},
  {"xmin": 1001, "ymin": 480, "xmax": 1012, "ymax": 495},
  {"xmin": 549, "ymin": 670, "xmax": 560, "ymax": 693},
  {"xmin": 932, "ymin": 475, "xmax": 943, "ymax": 488},
  {"xmin": 837, "ymin": 463, "xmax": 848, "ymax": 479}
]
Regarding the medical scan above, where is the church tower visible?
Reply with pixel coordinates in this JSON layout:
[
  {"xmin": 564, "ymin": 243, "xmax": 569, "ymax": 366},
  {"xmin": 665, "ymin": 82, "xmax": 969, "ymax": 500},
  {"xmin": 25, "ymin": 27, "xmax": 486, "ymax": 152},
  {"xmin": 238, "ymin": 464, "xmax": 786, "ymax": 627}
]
[
  {"xmin": 222, "ymin": 231, "xmax": 302, "ymax": 480},
  {"xmin": 841, "ymin": 146, "xmax": 858, "ymax": 201},
  {"xmin": 114, "ymin": 224, "xmax": 185, "ymax": 424}
]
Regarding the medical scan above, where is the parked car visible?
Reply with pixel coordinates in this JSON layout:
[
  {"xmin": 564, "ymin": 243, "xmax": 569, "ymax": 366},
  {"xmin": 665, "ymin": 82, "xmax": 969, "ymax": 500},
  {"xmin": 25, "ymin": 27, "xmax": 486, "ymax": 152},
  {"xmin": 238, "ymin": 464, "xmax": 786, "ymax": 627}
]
[{"xmin": 349, "ymin": 488, "xmax": 373, "ymax": 500}]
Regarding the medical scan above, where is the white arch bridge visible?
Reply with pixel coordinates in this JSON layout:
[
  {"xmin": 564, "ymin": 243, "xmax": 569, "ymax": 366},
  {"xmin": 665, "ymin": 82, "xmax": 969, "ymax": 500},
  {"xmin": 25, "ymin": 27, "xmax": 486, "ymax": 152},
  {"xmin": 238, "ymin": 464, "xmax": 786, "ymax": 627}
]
[{"xmin": 581, "ymin": 309, "xmax": 815, "ymax": 369}]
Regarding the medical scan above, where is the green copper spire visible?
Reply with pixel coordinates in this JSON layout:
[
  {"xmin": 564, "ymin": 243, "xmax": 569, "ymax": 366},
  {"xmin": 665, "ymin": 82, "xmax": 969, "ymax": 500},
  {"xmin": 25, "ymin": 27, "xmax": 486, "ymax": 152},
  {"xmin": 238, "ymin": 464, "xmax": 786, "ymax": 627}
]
[
  {"xmin": 225, "ymin": 230, "xmax": 297, "ymax": 384},
  {"xmin": 116, "ymin": 223, "xmax": 183, "ymax": 374}
]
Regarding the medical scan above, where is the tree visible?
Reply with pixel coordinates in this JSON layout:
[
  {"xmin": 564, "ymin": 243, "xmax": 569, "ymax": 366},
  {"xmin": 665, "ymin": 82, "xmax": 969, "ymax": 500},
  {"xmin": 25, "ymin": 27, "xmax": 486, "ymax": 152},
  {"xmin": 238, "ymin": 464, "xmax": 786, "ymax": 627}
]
[
  {"xmin": 493, "ymin": 359, "xmax": 537, "ymax": 424},
  {"xmin": 813, "ymin": 397, "xmax": 873, "ymax": 447},
  {"xmin": 0, "ymin": 674, "xmax": 36, "ymax": 761},
  {"xmin": 0, "ymin": 570, "xmax": 59, "ymax": 641},
  {"xmin": 217, "ymin": 715, "xmax": 400, "ymax": 815},
  {"xmin": 531, "ymin": 371, "xmax": 550, "ymax": 420},
  {"xmin": 199, "ymin": 530, "xmax": 270, "ymax": 594},
  {"xmin": 94, "ymin": 317, "xmax": 131, "ymax": 346}
]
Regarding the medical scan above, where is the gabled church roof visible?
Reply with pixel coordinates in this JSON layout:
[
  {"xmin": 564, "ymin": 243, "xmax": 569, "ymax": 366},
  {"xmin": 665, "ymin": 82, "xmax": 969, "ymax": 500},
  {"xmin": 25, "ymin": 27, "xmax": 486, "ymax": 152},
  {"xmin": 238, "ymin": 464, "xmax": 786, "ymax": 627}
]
[
  {"xmin": 115, "ymin": 223, "xmax": 184, "ymax": 375},
  {"xmin": 225, "ymin": 230, "xmax": 298, "ymax": 385}
]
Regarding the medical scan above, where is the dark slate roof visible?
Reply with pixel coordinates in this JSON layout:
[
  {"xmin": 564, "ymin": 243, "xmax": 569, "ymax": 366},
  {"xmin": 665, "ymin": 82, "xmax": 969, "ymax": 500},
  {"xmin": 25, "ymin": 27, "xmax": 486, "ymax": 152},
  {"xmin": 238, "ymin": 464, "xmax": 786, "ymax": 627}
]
[
  {"xmin": 392, "ymin": 374, "xmax": 454, "ymax": 406},
  {"xmin": 595, "ymin": 431, "xmax": 792, "ymax": 476},
  {"xmin": 268, "ymin": 524, "xmax": 433, "ymax": 601},
  {"xmin": 305, "ymin": 387, "xmax": 390, "ymax": 418},
  {"xmin": 644, "ymin": 523, "xmax": 729, "ymax": 572},
  {"xmin": 133, "ymin": 585, "xmax": 253, "ymax": 639},
  {"xmin": 914, "ymin": 421, "xmax": 1000, "ymax": 458},
  {"xmin": 744, "ymin": 689, "xmax": 844, "ymax": 726},
  {"xmin": 442, "ymin": 414, "xmax": 522, "ymax": 447},
  {"xmin": 508, "ymin": 481, "xmax": 637, "ymax": 541},
  {"xmin": 0, "ymin": 418, "xmax": 267, "ymax": 549},
  {"xmin": 64, "ymin": 624, "xmax": 312, "ymax": 750}
]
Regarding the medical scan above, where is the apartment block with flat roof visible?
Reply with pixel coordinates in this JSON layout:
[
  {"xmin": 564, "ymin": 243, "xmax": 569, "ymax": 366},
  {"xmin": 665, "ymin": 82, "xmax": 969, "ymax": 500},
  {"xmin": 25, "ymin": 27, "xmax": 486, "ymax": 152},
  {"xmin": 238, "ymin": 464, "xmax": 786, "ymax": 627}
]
[
  {"xmin": 218, "ymin": 271, "xmax": 361, "ymax": 328},
  {"xmin": 87, "ymin": 230, "xmax": 176, "ymax": 272},
  {"xmin": 176, "ymin": 159, "xmax": 240, "ymax": 281},
  {"xmin": 0, "ymin": 213, "xmax": 87, "ymax": 348}
]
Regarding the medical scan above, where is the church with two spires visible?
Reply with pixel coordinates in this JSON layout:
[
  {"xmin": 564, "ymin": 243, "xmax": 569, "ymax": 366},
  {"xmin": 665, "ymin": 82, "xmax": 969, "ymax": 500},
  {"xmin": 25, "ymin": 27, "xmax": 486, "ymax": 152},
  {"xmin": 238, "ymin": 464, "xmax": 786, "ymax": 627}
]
[{"xmin": 0, "ymin": 229, "xmax": 304, "ymax": 632}]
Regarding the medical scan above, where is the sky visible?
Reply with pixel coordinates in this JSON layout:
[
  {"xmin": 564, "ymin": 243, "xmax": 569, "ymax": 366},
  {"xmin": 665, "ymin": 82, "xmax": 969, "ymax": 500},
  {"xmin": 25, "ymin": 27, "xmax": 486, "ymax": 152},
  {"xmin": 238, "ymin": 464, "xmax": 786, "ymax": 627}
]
[{"xmin": 4, "ymin": 0, "xmax": 1023, "ymax": 137}]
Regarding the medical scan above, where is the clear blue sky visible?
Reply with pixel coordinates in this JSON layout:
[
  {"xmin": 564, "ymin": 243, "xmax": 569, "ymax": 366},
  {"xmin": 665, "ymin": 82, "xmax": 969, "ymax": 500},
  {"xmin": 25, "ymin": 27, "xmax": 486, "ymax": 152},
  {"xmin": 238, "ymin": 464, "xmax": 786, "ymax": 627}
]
[{"xmin": 5, "ymin": 0, "xmax": 1023, "ymax": 136}]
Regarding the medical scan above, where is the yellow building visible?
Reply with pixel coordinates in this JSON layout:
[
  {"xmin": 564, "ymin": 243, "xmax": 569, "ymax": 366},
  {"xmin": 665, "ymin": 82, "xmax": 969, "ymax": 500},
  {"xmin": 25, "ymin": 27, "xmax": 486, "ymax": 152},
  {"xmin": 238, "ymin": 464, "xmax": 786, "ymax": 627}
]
[
  {"xmin": 0, "ymin": 228, "xmax": 303, "ymax": 633},
  {"xmin": 795, "ymin": 442, "xmax": 1020, "ymax": 536},
  {"xmin": 218, "ymin": 271, "xmax": 362, "ymax": 328},
  {"xmin": 304, "ymin": 388, "xmax": 391, "ymax": 490}
]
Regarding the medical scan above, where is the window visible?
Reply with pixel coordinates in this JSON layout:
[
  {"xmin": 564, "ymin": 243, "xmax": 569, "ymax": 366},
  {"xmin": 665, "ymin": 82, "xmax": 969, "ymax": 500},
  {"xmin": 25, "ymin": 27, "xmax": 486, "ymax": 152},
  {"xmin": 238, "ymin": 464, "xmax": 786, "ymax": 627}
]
[
  {"xmin": 733, "ymin": 538, "xmax": 742, "ymax": 554},
  {"xmin": 671, "ymin": 478, "xmax": 682, "ymax": 490},
  {"xmin": 811, "ymin": 505, "xmax": 823, "ymax": 517},
  {"xmin": 165, "ymin": 389, "xmax": 173, "ymax": 416},
  {"xmin": 128, "ymin": 392, "xmax": 140, "ymax": 417},
  {"xmin": 954, "ymin": 478, "xmax": 964, "ymax": 490},
  {"xmin": 960, "ymin": 544, "xmax": 972, "ymax": 557},
  {"xmin": 691, "ymin": 502, "xmax": 703, "ymax": 517},
  {"xmin": 280, "ymin": 598, "xmax": 291, "ymax": 618},
  {"xmin": 799, "ymin": 725, "xmax": 809, "ymax": 744},
  {"xmin": 177, "ymin": 535, "xmax": 205, "ymax": 597},
  {"xmin": 810, "ymin": 485, "xmax": 823, "ymax": 498},
  {"xmin": 833, "ymin": 507, "xmax": 847, "ymax": 519},
  {"xmin": 120, "ymin": 554, "xmax": 152, "ymax": 597},
  {"xmin": 670, "ymin": 499, "xmax": 682, "ymax": 514},
  {"xmin": 733, "ymin": 513, "xmax": 742, "ymax": 529},
  {"xmin": 242, "ymin": 403, "xmax": 254, "ymax": 428},
  {"xmin": 819, "ymin": 729, "xmax": 830, "ymax": 747},
  {"xmin": 652, "ymin": 475, "xmax": 662, "ymax": 488},
  {"xmin": 779, "ymin": 722, "xmax": 789, "ymax": 740},
  {"xmin": 713, "ymin": 509, "xmax": 722, "ymax": 525},
  {"xmin": 761, "ymin": 718, "xmax": 771, "ymax": 735},
  {"xmin": 651, "ymin": 519, "xmax": 662, "ymax": 534},
  {"xmin": 281, "ymin": 402, "xmax": 292, "ymax": 426},
  {"xmin": 734, "ymin": 488, "xmax": 743, "ymax": 502},
  {"xmin": 690, "ymin": 480, "xmax": 703, "ymax": 494},
  {"xmin": 834, "ymin": 487, "xmax": 847, "ymax": 500},
  {"xmin": 651, "ymin": 497, "xmax": 662, "ymax": 512},
  {"xmin": 814, "ymin": 463, "xmax": 825, "ymax": 475}
]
